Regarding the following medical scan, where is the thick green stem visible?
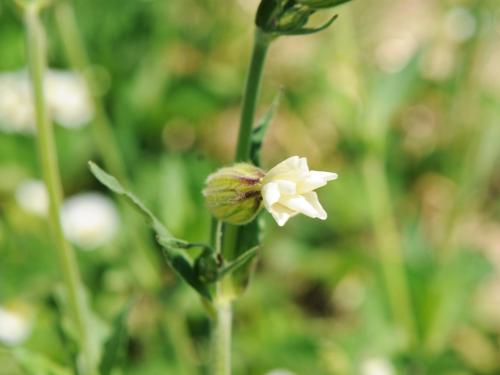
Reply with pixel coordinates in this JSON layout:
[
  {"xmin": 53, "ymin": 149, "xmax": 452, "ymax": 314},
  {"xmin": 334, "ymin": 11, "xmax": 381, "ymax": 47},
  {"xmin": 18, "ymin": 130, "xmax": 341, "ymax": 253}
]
[
  {"xmin": 213, "ymin": 300, "xmax": 232, "ymax": 375},
  {"xmin": 222, "ymin": 28, "xmax": 271, "ymax": 286},
  {"xmin": 54, "ymin": 0, "xmax": 127, "ymax": 182},
  {"xmin": 235, "ymin": 28, "xmax": 271, "ymax": 162},
  {"xmin": 24, "ymin": 5, "xmax": 97, "ymax": 375},
  {"xmin": 213, "ymin": 27, "xmax": 271, "ymax": 375},
  {"xmin": 213, "ymin": 221, "xmax": 232, "ymax": 375}
]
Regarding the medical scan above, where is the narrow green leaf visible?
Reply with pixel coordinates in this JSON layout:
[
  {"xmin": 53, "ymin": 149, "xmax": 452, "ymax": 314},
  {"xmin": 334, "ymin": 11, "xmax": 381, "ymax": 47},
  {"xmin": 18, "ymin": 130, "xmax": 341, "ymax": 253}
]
[
  {"xmin": 219, "ymin": 245, "xmax": 259, "ymax": 279},
  {"xmin": 89, "ymin": 162, "xmax": 212, "ymax": 300},
  {"xmin": 250, "ymin": 90, "xmax": 282, "ymax": 166},
  {"xmin": 280, "ymin": 14, "xmax": 338, "ymax": 35}
]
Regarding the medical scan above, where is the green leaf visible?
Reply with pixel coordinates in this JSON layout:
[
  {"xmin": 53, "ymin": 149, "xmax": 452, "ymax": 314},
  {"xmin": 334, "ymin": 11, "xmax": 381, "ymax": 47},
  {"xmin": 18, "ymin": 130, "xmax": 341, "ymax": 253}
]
[
  {"xmin": 13, "ymin": 349, "xmax": 72, "ymax": 375},
  {"xmin": 219, "ymin": 245, "xmax": 259, "ymax": 279},
  {"xmin": 250, "ymin": 90, "xmax": 282, "ymax": 166},
  {"xmin": 223, "ymin": 219, "xmax": 261, "ymax": 295},
  {"xmin": 89, "ymin": 162, "xmax": 212, "ymax": 300},
  {"xmin": 99, "ymin": 299, "xmax": 135, "ymax": 375},
  {"xmin": 280, "ymin": 14, "xmax": 338, "ymax": 36}
]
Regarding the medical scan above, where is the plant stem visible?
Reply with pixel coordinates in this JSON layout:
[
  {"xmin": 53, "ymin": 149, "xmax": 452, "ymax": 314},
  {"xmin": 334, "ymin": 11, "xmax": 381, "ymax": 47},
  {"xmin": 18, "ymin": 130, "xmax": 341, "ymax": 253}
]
[
  {"xmin": 213, "ymin": 300, "xmax": 232, "ymax": 375},
  {"xmin": 222, "ymin": 28, "xmax": 271, "ymax": 273},
  {"xmin": 235, "ymin": 28, "xmax": 271, "ymax": 162},
  {"xmin": 213, "ymin": 221, "xmax": 232, "ymax": 375},
  {"xmin": 54, "ymin": 0, "xmax": 127, "ymax": 182},
  {"xmin": 213, "ymin": 28, "xmax": 271, "ymax": 375},
  {"xmin": 53, "ymin": 0, "xmax": 160, "ymax": 289},
  {"xmin": 24, "ymin": 4, "xmax": 97, "ymax": 375}
]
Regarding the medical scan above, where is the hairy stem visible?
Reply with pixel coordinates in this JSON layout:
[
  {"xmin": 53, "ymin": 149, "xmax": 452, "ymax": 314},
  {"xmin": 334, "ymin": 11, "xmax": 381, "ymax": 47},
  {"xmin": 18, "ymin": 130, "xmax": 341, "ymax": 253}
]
[
  {"xmin": 24, "ymin": 4, "xmax": 97, "ymax": 375},
  {"xmin": 212, "ymin": 28, "xmax": 271, "ymax": 375}
]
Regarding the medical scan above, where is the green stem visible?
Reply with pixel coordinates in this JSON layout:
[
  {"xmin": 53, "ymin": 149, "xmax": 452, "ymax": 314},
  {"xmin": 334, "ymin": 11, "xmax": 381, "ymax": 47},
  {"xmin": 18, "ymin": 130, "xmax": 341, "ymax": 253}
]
[
  {"xmin": 213, "ymin": 300, "xmax": 232, "ymax": 375},
  {"xmin": 54, "ymin": 0, "xmax": 160, "ymax": 289},
  {"xmin": 221, "ymin": 28, "xmax": 271, "ymax": 280},
  {"xmin": 212, "ymin": 28, "xmax": 271, "ymax": 375},
  {"xmin": 235, "ymin": 28, "xmax": 271, "ymax": 161},
  {"xmin": 54, "ymin": 0, "xmax": 127, "ymax": 183},
  {"xmin": 24, "ymin": 5, "xmax": 97, "ymax": 375},
  {"xmin": 213, "ymin": 221, "xmax": 232, "ymax": 375}
]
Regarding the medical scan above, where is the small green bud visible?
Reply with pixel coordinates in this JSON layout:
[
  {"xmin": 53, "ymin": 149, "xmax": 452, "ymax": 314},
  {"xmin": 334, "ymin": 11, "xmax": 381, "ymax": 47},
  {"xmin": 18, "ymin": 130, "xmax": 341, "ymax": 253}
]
[
  {"xmin": 203, "ymin": 163, "xmax": 265, "ymax": 225},
  {"xmin": 296, "ymin": 0, "xmax": 352, "ymax": 10}
]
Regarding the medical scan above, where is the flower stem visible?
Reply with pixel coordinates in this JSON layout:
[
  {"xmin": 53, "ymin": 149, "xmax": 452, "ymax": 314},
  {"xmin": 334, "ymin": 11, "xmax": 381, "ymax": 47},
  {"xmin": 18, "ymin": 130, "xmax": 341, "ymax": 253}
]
[
  {"xmin": 213, "ymin": 300, "xmax": 232, "ymax": 375},
  {"xmin": 235, "ymin": 28, "xmax": 271, "ymax": 161},
  {"xmin": 213, "ymin": 221, "xmax": 232, "ymax": 375},
  {"xmin": 53, "ymin": 0, "xmax": 160, "ymax": 289},
  {"xmin": 213, "ymin": 28, "xmax": 272, "ymax": 375},
  {"xmin": 24, "ymin": 5, "xmax": 97, "ymax": 375},
  {"xmin": 53, "ymin": 0, "xmax": 127, "ymax": 183}
]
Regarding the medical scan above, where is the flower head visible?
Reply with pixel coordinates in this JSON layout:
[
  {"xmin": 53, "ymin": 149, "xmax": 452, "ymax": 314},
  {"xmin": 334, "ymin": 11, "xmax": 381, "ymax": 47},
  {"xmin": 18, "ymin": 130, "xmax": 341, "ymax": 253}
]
[
  {"xmin": 261, "ymin": 156, "xmax": 337, "ymax": 226},
  {"xmin": 203, "ymin": 163, "xmax": 265, "ymax": 225}
]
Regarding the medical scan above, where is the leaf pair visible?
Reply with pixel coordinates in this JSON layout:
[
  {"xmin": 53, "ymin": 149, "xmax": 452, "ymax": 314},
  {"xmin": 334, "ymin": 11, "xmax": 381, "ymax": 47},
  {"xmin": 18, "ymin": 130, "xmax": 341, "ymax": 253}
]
[{"xmin": 89, "ymin": 162, "xmax": 259, "ymax": 301}]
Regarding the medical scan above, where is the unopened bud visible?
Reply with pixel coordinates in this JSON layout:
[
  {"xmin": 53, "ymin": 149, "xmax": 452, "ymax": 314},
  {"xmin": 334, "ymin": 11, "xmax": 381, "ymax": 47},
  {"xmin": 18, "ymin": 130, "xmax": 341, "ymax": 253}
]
[{"xmin": 203, "ymin": 163, "xmax": 265, "ymax": 225}]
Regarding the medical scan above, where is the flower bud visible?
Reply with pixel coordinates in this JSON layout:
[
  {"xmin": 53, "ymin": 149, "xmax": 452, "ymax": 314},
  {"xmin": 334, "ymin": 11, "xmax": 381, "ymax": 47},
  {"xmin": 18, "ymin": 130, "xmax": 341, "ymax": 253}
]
[{"xmin": 203, "ymin": 163, "xmax": 265, "ymax": 225}]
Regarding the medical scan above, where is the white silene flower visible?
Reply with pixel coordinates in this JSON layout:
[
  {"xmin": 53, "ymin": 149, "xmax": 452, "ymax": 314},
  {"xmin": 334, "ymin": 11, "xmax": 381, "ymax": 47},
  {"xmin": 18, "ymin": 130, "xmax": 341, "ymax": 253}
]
[
  {"xmin": 261, "ymin": 156, "xmax": 338, "ymax": 226},
  {"xmin": 361, "ymin": 357, "xmax": 395, "ymax": 375},
  {"xmin": 61, "ymin": 192, "xmax": 120, "ymax": 250},
  {"xmin": 15, "ymin": 179, "xmax": 49, "ymax": 217},
  {"xmin": 0, "ymin": 69, "xmax": 93, "ymax": 133},
  {"xmin": 204, "ymin": 155, "xmax": 337, "ymax": 227},
  {"xmin": 0, "ymin": 306, "xmax": 32, "ymax": 346}
]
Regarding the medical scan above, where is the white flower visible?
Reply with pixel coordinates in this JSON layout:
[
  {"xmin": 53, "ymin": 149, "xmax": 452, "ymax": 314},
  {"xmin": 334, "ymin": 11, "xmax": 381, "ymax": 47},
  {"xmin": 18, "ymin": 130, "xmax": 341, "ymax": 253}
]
[
  {"xmin": 61, "ymin": 192, "xmax": 120, "ymax": 250},
  {"xmin": 265, "ymin": 370, "xmax": 297, "ymax": 375},
  {"xmin": 0, "ymin": 306, "xmax": 31, "ymax": 346},
  {"xmin": 361, "ymin": 358, "xmax": 395, "ymax": 375},
  {"xmin": 15, "ymin": 179, "xmax": 49, "ymax": 217},
  {"xmin": 0, "ymin": 69, "xmax": 93, "ymax": 134},
  {"xmin": 261, "ymin": 156, "xmax": 338, "ymax": 226}
]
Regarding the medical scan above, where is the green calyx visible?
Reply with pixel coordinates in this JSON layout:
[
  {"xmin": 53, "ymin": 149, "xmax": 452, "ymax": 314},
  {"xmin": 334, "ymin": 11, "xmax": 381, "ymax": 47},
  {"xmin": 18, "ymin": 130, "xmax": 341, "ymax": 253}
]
[
  {"xmin": 255, "ymin": 0, "xmax": 351, "ymax": 36},
  {"xmin": 203, "ymin": 163, "xmax": 265, "ymax": 225}
]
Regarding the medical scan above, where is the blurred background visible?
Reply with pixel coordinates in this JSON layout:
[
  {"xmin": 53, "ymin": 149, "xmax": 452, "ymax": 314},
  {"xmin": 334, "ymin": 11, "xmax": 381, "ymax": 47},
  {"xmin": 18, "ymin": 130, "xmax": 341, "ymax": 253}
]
[{"xmin": 1, "ymin": 0, "xmax": 500, "ymax": 374}]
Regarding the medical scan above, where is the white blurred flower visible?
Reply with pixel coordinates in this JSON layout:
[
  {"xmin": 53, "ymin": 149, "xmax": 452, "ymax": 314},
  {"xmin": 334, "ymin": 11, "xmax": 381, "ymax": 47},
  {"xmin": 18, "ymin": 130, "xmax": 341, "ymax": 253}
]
[
  {"xmin": 261, "ymin": 156, "xmax": 337, "ymax": 226},
  {"xmin": 361, "ymin": 357, "xmax": 395, "ymax": 375},
  {"xmin": 265, "ymin": 370, "xmax": 297, "ymax": 375},
  {"xmin": 0, "ymin": 72, "xmax": 35, "ymax": 134},
  {"xmin": 0, "ymin": 69, "xmax": 93, "ymax": 134},
  {"xmin": 45, "ymin": 70, "xmax": 93, "ymax": 128},
  {"xmin": 0, "ymin": 306, "xmax": 31, "ymax": 346},
  {"xmin": 61, "ymin": 192, "xmax": 120, "ymax": 250},
  {"xmin": 15, "ymin": 179, "xmax": 49, "ymax": 217}
]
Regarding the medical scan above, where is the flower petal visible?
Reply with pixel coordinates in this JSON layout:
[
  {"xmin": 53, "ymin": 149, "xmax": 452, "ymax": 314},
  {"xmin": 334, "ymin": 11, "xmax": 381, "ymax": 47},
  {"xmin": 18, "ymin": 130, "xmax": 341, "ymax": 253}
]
[
  {"xmin": 275, "ymin": 179, "xmax": 296, "ymax": 196},
  {"xmin": 264, "ymin": 156, "xmax": 301, "ymax": 181},
  {"xmin": 280, "ymin": 195, "xmax": 319, "ymax": 218},
  {"xmin": 303, "ymin": 192, "xmax": 327, "ymax": 220},
  {"xmin": 269, "ymin": 203, "xmax": 297, "ymax": 226},
  {"xmin": 298, "ymin": 171, "xmax": 338, "ymax": 193},
  {"xmin": 262, "ymin": 182, "xmax": 281, "ymax": 207}
]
